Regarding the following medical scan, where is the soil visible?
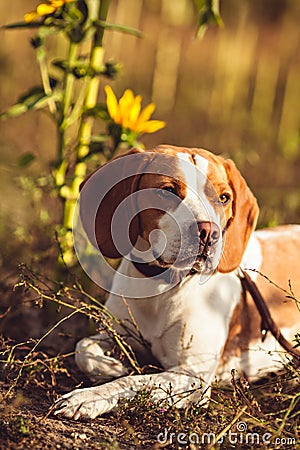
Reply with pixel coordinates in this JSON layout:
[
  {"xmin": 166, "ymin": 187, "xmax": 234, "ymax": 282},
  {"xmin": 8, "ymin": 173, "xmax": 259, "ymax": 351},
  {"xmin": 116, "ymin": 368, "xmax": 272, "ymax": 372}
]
[
  {"xmin": 0, "ymin": 274, "xmax": 147, "ymax": 450},
  {"xmin": 0, "ymin": 269, "xmax": 299, "ymax": 450},
  {"xmin": 0, "ymin": 360, "xmax": 144, "ymax": 450}
]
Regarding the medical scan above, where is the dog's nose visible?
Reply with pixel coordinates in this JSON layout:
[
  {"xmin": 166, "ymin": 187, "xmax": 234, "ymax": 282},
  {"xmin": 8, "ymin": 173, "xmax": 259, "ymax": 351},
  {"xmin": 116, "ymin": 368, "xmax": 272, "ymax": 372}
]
[{"xmin": 196, "ymin": 221, "xmax": 220, "ymax": 247}]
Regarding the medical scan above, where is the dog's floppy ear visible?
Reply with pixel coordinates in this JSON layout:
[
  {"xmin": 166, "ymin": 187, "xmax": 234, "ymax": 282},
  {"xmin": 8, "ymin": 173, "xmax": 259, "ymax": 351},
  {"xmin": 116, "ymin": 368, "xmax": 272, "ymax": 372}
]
[
  {"xmin": 79, "ymin": 147, "xmax": 151, "ymax": 258},
  {"xmin": 218, "ymin": 159, "xmax": 259, "ymax": 273}
]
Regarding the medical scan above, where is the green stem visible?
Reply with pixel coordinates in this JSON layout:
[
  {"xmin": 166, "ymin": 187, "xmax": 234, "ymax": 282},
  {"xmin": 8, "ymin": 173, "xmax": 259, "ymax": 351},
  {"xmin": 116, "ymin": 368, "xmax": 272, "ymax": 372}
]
[
  {"xmin": 57, "ymin": 41, "xmax": 78, "ymax": 163},
  {"xmin": 36, "ymin": 39, "xmax": 57, "ymax": 115},
  {"xmin": 62, "ymin": 42, "xmax": 78, "ymax": 118},
  {"xmin": 39, "ymin": 56, "xmax": 57, "ymax": 115},
  {"xmin": 95, "ymin": 0, "xmax": 111, "ymax": 47},
  {"xmin": 64, "ymin": 77, "xmax": 89, "ymax": 128},
  {"xmin": 62, "ymin": 0, "xmax": 111, "ymax": 243},
  {"xmin": 77, "ymin": 0, "xmax": 110, "ymax": 159}
]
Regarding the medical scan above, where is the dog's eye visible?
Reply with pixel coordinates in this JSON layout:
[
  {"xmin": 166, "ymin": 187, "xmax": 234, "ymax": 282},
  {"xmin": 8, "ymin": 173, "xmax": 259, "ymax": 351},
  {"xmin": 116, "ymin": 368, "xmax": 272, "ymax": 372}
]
[
  {"xmin": 219, "ymin": 193, "xmax": 231, "ymax": 205},
  {"xmin": 160, "ymin": 186, "xmax": 177, "ymax": 197}
]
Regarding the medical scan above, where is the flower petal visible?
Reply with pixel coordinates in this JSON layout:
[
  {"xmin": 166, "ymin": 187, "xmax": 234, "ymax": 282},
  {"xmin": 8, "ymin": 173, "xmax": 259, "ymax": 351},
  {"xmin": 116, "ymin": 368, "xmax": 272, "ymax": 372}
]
[
  {"xmin": 119, "ymin": 89, "xmax": 135, "ymax": 128},
  {"xmin": 24, "ymin": 0, "xmax": 74, "ymax": 23},
  {"xmin": 135, "ymin": 102, "xmax": 156, "ymax": 129},
  {"xmin": 104, "ymin": 85, "xmax": 165, "ymax": 135},
  {"xmin": 51, "ymin": 0, "xmax": 67, "ymax": 7},
  {"xmin": 119, "ymin": 89, "xmax": 135, "ymax": 112},
  {"xmin": 24, "ymin": 11, "xmax": 40, "ymax": 22},
  {"xmin": 136, "ymin": 119, "xmax": 166, "ymax": 134},
  {"xmin": 104, "ymin": 85, "xmax": 121, "ymax": 123},
  {"xmin": 51, "ymin": 1, "xmax": 64, "ymax": 6},
  {"xmin": 37, "ymin": 4, "xmax": 57, "ymax": 16},
  {"xmin": 128, "ymin": 95, "xmax": 142, "ymax": 128}
]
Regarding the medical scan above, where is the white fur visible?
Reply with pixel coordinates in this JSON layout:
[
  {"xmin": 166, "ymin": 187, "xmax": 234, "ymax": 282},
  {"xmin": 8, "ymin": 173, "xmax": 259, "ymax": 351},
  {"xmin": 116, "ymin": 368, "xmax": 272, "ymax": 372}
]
[
  {"xmin": 53, "ymin": 155, "xmax": 294, "ymax": 420},
  {"xmin": 55, "ymin": 264, "xmax": 243, "ymax": 419},
  {"xmin": 54, "ymin": 238, "xmax": 276, "ymax": 420},
  {"xmin": 240, "ymin": 233, "xmax": 263, "ymax": 281},
  {"xmin": 153, "ymin": 152, "xmax": 223, "ymax": 269}
]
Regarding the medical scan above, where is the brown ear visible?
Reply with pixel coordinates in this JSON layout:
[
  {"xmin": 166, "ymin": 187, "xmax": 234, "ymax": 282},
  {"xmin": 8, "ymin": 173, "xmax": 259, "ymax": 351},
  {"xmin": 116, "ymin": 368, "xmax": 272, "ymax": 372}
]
[
  {"xmin": 79, "ymin": 148, "xmax": 151, "ymax": 258},
  {"xmin": 218, "ymin": 159, "xmax": 259, "ymax": 273}
]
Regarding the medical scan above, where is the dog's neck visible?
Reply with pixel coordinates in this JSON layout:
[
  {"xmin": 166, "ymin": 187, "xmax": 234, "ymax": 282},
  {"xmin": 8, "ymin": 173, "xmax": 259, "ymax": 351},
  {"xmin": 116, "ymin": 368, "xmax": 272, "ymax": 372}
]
[
  {"xmin": 130, "ymin": 237, "xmax": 195, "ymax": 283},
  {"xmin": 131, "ymin": 256, "xmax": 190, "ymax": 284}
]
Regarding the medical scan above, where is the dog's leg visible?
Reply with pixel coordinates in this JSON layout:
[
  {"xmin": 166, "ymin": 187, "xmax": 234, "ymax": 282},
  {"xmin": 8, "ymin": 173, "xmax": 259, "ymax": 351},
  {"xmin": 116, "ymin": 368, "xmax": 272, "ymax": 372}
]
[
  {"xmin": 75, "ymin": 333, "xmax": 129, "ymax": 383},
  {"xmin": 53, "ymin": 368, "xmax": 207, "ymax": 420}
]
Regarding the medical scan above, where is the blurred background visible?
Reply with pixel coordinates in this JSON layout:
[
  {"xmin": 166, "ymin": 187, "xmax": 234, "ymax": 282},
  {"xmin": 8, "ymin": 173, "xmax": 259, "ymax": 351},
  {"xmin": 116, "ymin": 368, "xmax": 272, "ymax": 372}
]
[{"xmin": 0, "ymin": 0, "xmax": 299, "ymax": 281}]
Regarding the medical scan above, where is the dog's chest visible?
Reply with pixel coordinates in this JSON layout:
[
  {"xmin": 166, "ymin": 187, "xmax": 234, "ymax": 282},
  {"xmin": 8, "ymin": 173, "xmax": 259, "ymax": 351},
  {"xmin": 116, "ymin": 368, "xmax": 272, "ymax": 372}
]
[{"xmin": 108, "ymin": 268, "xmax": 243, "ymax": 369}]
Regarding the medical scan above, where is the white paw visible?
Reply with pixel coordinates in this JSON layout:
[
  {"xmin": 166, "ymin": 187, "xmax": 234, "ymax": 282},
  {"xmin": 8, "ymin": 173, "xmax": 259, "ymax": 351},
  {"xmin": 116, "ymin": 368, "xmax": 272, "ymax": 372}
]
[
  {"xmin": 75, "ymin": 338, "xmax": 128, "ymax": 383},
  {"xmin": 53, "ymin": 386, "xmax": 119, "ymax": 420}
]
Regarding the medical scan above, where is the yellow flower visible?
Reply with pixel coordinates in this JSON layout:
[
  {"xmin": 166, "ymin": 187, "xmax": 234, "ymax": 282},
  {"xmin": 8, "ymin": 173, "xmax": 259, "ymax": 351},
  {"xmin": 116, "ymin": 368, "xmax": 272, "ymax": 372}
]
[
  {"xmin": 104, "ymin": 85, "xmax": 166, "ymax": 134},
  {"xmin": 24, "ymin": 0, "xmax": 73, "ymax": 23}
]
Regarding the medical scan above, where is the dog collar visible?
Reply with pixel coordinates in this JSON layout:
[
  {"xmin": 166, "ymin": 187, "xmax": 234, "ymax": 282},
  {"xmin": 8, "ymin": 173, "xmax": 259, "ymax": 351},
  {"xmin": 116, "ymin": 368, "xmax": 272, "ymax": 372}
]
[{"xmin": 131, "ymin": 255, "xmax": 193, "ymax": 284}]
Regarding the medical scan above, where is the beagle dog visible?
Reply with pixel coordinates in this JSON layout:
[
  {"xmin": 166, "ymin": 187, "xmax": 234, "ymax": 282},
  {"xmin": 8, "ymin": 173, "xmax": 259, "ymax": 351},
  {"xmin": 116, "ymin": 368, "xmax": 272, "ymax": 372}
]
[{"xmin": 54, "ymin": 145, "xmax": 300, "ymax": 420}]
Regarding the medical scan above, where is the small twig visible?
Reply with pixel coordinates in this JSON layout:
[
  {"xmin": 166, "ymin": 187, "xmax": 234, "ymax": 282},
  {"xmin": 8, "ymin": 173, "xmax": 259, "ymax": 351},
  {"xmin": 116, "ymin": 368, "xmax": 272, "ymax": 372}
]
[
  {"xmin": 4, "ymin": 307, "xmax": 84, "ymax": 398},
  {"xmin": 247, "ymin": 268, "xmax": 300, "ymax": 309},
  {"xmin": 121, "ymin": 295, "xmax": 152, "ymax": 351},
  {"xmin": 273, "ymin": 392, "xmax": 300, "ymax": 438},
  {"xmin": 208, "ymin": 405, "xmax": 248, "ymax": 449},
  {"xmin": 18, "ymin": 263, "xmax": 143, "ymax": 374},
  {"xmin": 239, "ymin": 269, "xmax": 300, "ymax": 366}
]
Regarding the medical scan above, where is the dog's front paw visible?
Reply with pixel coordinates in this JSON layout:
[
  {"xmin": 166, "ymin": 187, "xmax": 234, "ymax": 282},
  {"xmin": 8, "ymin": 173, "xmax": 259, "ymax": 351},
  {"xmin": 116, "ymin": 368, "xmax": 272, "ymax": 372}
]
[{"xmin": 53, "ymin": 386, "xmax": 119, "ymax": 420}]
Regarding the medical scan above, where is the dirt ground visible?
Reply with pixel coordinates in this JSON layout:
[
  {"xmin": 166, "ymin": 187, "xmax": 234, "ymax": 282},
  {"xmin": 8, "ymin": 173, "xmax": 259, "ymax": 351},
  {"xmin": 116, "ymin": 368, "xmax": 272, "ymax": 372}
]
[
  {"xmin": 0, "ymin": 387, "xmax": 123, "ymax": 450},
  {"xmin": 1, "ymin": 364, "xmax": 106, "ymax": 449},
  {"xmin": 0, "ymin": 266, "xmax": 168, "ymax": 450},
  {"xmin": 1, "ymin": 357, "xmax": 299, "ymax": 450},
  {"xmin": 0, "ymin": 358, "xmax": 154, "ymax": 450},
  {"xmin": 0, "ymin": 269, "xmax": 299, "ymax": 450},
  {"xmin": 0, "ymin": 273, "xmax": 143, "ymax": 450}
]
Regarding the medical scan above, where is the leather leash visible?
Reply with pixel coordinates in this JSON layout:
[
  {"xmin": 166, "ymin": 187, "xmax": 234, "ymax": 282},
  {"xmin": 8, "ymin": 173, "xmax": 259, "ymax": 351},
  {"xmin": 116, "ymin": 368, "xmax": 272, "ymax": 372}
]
[{"xmin": 238, "ymin": 268, "xmax": 300, "ymax": 367}]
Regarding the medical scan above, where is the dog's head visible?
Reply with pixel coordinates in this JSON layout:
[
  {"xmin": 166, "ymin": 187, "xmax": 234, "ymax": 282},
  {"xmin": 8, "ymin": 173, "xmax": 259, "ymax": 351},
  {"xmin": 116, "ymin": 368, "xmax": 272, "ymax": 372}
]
[{"xmin": 79, "ymin": 145, "xmax": 258, "ymax": 274}]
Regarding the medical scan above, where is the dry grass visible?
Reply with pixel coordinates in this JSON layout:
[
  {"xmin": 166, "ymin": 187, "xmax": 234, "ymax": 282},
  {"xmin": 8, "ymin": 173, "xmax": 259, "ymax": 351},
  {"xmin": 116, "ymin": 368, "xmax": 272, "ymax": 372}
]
[{"xmin": 0, "ymin": 264, "xmax": 299, "ymax": 449}]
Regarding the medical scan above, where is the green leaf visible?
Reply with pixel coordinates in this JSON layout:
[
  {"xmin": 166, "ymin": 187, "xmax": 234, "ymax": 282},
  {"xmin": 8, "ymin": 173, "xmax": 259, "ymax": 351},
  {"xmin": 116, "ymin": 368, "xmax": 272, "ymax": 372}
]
[
  {"xmin": 67, "ymin": 24, "xmax": 86, "ymax": 43},
  {"xmin": 65, "ymin": 0, "xmax": 88, "ymax": 24},
  {"xmin": 18, "ymin": 86, "xmax": 45, "ymax": 106},
  {"xmin": 3, "ymin": 21, "xmax": 44, "ymax": 30},
  {"xmin": 1, "ymin": 103, "xmax": 28, "ymax": 119},
  {"xmin": 52, "ymin": 58, "xmax": 90, "ymax": 78},
  {"xmin": 52, "ymin": 59, "xmax": 68, "ymax": 72},
  {"xmin": 193, "ymin": 0, "xmax": 223, "ymax": 39},
  {"xmin": 1, "ymin": 87, "xmax": 62, "ymax": 119},
  {"xmin": 17, "ymin": 153, "xmax": 36, "ymax": 168},
  {"xmin": 90, "ymin": 134, "xmax": 109, "ymax": 143},
  {"xmin": 87, "ymin": 103, "xmax": 110, "ymax": 121},
  {"xmin": 94, "ymin": 20, "xmax": 142, "ymax": 38}
]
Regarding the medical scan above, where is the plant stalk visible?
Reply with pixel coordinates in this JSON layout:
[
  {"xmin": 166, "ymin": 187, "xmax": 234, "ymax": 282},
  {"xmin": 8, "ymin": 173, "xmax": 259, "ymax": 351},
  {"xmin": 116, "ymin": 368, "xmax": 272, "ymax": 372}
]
[
  {"xmin": 38, "ymin": 50, "xmax": 57, "ymax": 115},
  {"xmin": 57, "ymin": 41, "xmax": 79, "ymax": 163},
  {"xmin": 61, "ymin": 0, "xmax": 111, "ymax": 261}
]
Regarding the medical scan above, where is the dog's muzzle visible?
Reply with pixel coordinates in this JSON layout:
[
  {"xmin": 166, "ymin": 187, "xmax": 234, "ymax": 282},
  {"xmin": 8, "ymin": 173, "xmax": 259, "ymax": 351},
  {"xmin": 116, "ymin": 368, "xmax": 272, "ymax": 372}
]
[{"xmin": 155, "ymin": 221, "xmax": 221, "ymax": 272}]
